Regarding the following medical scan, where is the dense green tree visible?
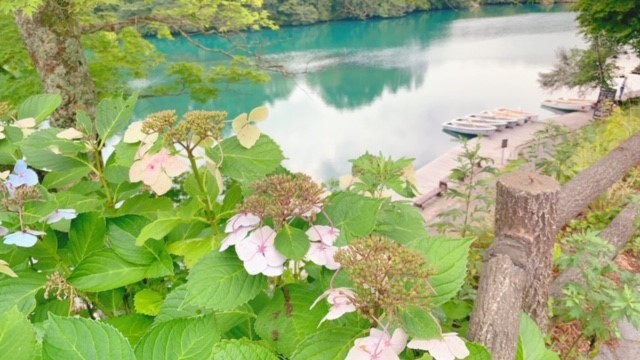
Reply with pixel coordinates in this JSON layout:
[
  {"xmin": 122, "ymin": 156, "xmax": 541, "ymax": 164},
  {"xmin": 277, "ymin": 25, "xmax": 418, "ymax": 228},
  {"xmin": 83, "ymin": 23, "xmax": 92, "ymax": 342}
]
[
  {"xmin": 574, "ymin": 0, "xmax": 640, "ymax": 52},
  {"xmin": 1, "ymin": 0, "xmax": 273, "ymax": 127}
]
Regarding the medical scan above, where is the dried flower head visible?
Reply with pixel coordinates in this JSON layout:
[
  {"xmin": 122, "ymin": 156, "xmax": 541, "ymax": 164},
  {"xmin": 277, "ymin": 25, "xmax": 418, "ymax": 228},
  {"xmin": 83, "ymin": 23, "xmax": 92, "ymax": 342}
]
[
  {"xmin": 44, "ymin": 272, "xmax": 76, "ymax": 301},
  {"xmin": 335, "ymin": 235, "xmax": 433, "ymax": 322},
  {"xmin": 241, "ymin": 173, "xmax": 326, "ymax": 229},
  {"xmin": 0, "ymin": 101, "xmax": 14, "ymax": 120}
]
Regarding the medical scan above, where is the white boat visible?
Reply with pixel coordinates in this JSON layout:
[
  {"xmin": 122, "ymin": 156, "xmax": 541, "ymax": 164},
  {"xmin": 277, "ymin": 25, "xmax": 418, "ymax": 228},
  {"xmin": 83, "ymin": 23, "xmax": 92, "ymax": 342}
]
[
  {"xmin": 455, "ymin": 116, "xmax": 507, "ymax": 131},
  {"xmin": 466, "ymin": 113, "xmax": 519, "ymax": 128},
  {"xmin": 478, "ymin": 111, "xmax": 526, "ymax": 125},
  {"xmin": 541, "ymin": 98, "xmax": 595, "ymax": 112},
  {"xmin": 492, "ymin": 108, "xmax": 538, "ymax": 122},
  {"xmin": 442, "ymin": 120, "xmax": 496, "ymax": 137}
]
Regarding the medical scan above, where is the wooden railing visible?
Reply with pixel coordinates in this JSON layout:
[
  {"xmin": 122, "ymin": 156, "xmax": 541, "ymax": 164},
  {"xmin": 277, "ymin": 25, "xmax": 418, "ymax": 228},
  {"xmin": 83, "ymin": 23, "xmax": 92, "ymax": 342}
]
[{"xmin": 467, "ymin": 130, "xmax": 640, "ymax": 360}]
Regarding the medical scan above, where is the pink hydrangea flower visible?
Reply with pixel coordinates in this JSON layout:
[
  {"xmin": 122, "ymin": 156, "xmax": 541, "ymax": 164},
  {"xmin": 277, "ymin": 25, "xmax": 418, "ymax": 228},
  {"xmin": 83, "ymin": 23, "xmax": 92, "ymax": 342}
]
[
  {"xmin": 305, "ymin": 225, "xmax": 341, "ymax": 270},
  {"xmin": 407, "ymin": 333, "xmax": 470, "ymax": 360},
  {"xmin": 220, "ymin": 212, "xmax": 261, "ymax": 252},
  {"xmin": 346, "ymin": 328, "xmax": 408, "ymax": 360},
  {"xmin": 235, "ymin": 226, "xmax": 286, "ymax": 277},
  {"xmin": 129, "ymin": 148, "xmax": 188, "ymax": 195},
  {"xmin": 44, "ymin": 209, "xmax": 77, "ymax": 224},
  {"xmin": 310, "ymin": 287, "xmax": 357, "ymax": 324}
]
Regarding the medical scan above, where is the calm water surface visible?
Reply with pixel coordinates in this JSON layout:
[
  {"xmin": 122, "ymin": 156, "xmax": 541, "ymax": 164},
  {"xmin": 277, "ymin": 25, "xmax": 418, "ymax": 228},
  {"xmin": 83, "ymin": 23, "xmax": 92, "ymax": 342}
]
[{"xmin": 137, "ymin": 5, "xmax": 584, "ymax": 180}]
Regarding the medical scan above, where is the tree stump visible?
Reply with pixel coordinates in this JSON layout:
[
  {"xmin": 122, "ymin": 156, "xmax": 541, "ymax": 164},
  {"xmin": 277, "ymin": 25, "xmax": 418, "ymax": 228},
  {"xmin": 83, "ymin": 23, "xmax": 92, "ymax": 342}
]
[{"xmin": 468, "ymin": 172, "xmax": 559, "ymax": 359}]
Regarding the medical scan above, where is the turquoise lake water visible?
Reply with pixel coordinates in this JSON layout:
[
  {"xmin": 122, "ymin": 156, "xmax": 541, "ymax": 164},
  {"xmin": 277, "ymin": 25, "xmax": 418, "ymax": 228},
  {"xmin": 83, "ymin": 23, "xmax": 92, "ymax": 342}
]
[{"xmin": 136, "ymin": 4, "xmax": 584, "ymax": 180}]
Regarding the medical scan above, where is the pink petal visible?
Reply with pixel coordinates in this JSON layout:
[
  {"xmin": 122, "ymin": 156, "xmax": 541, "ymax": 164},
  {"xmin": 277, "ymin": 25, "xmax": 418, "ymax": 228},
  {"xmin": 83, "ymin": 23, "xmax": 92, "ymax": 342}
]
[
  {"xmin": 129, "ymin": 156, "xmax": 152, "ymax": 182},
  {"xmin": 225, "ymin": 212, "xmax": 260, "ymax": 233},
  {"xmin": 263, "ymin": 244, "xmax": 286, "ymax": 267},
  {"xmin": 219, "ymin": 227, "xmax": 251, "ymax": 251},
  {"xmin": 235, "ymin": 237, "xmax": 260, "ymax": 261},
  {"xmin": 242, "ymin": 253, "xmax": 268, "ymax": 275},
  {"xmin": 150, "ymin": 173, "xmax": 173, "ymax": 195},
  {"xmin": 262, "ymin": 264, "xmax": 284, "ymax": 277},
  {"xmin": 389, "ymin": 328, "xmax": 408, "ymax": 354},
  {"xmin": 306, "ymin": 225, "xmax": 340, "ymax": 245},
  {"xmin": 407, "ymin": 339, "xmax": 454, "ymax": 360},
  {"xmin": 162, "ymin": 155, "xmax": 188, "ymax": 177},
  {"xmin": 306, "ymin": 242, "xmax": 330, "ymax": 266},
  {"xmin": 324, "ymin": 302, "xmax": 356, "ymax": 321},
  {"xmin": 345, "ymin": 346, "xmax": 374, "ymax": 360},
  {"xmin": 444, "ymin": 333, "xmax": 470, "ymax": 359}
]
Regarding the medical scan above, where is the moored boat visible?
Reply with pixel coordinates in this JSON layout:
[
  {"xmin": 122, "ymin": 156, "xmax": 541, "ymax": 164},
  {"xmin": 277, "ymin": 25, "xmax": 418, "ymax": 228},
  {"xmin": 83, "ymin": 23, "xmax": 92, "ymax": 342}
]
[
  {"xmin": 492, "ymin": 108, "xmax": 538, "ymax": 122},
  {"xmin": 442, "ymin": 120, "xmax": 496, "ymax": 137},
  {"xmin": 478, "ymin": 111, "xmax": 526, "ymax": 125},
  {"xmin": 541, "ymin": 98, "xmax": 595, "ymax": 112},
  {"xmin": 455, "ymin": 116, "xmax": 507, "ymax": 131},
  {"xmin": 466, "ymin": 113, "xmax": 519, "ymax": 128}
]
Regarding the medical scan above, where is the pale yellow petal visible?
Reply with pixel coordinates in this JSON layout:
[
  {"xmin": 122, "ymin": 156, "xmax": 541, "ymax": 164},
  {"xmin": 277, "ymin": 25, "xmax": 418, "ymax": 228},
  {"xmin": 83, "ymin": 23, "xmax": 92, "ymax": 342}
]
[
  {"xmin": 150, "ymin": 173, "xmax": 173, "ymax": 195},
  {"xmin": 123, "ymin": 121, "xmax": 144, "ymax": 143},
  {"xmin": 248, "ymin": 106, "xmax": 269, "ymax": 123},
  {"xmin": 129, "ymin": 157, "xmax": 152, "ymax": 182},
  {"xmin": 14, "ymin": 117, "xmax": 36, "ymax": 128},
  {"xmin": 142, "ymin": 132, "xmax": 158, "ymax": 144},
  {"xmin": 135, "ymin": 142, "xmax": 153, "ymax": 160},
  {"xmin": 49, "ymin": 145, "xmax": 61, "ymax": 154},
  {"xmin": 402, "ymin": 163, "xmax": 417, "ymax": 185},
  {"xmin": 232, "ymin": 113, "xmax": 248, "ymax": 133},
  {"xmin": 163, "ymin": 155, "xmax": 188, "ymax": 177},
  {"xmin": 21, "ymin": 128, "xmax": 35, "ymax": 137},
  {"xmin": 237, "ymin": 125, "xmax": 260, "ymax": 149},
  {"xmin": 0, "ymin": 170, "xmax": 9, "ymax": 180},
  {"xmin": 56, "ymin": 128, "xmax": 84, "ymax": 140}
]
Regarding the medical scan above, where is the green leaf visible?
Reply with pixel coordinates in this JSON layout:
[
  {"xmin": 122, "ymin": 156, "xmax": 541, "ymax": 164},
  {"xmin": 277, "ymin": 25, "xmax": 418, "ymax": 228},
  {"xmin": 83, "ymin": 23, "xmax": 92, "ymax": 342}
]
[
  {"xmin": 103, "ymin": 314, "xmax": 153, "ymax": 347},
  {"xmin": 254, "ymin": 285, "xmax": 328, "ymax": 357},
  {"xmin": 17, "ymin": 94, "xmax": 62, "ymax": 123},
  {"xmin": 54, "ymin": 192, "xmax": 102, "ymax": 214},
  {"xmin": 134, "ymin": 289, "xmax": 164, "ymax": 316},
  {"xmin": 211, "ymin": 339, "xmax": 278, "ymax": 360},
  {"xmin": 68, "ymin": 249, "xmax": 148, "ymax": 292},
  {"xmin": 134, "ymin": 314, "xmax": 220, "ymax": 360},
  {"xmin": 116, "ymin": 195, "xmax": 173, "ymax": 218},
  {"xmin": 42, "ymin": 315, "xmax": 135, "ymax": 360},
  {"xmin": 516, "ymin": 313, "xmax": 555, "ymax": 360},
  {"xmin": 166, "ymin": 238, "xmax": 214, "ymax": 268},
  {"xmin": 0, "ymin": 307, "xmax": 37, "ymax": 360},
  {"xmin": 320, "ymin": 192, "xmax": 383, "ymax": 245},
  {"xmin": 207, "ymin": 135, "xmax": 283, "ymax": 182},
  {"xmin": 466, "ymin": 342, "xmax": 492, "ymax": 360},
  {"xmin": 76, "ymin": 111, "xmax": 94, "ymax": 135},
  {"xmin": 0, "ymin": 271, "xmax": 45, "ymax": 315},
  {"xmin": 136, "ymin": 217, "xmax": 181, "ymax": 246},
  {"xmin": 68, "ymin": 212, "xmax": 106, "ymax": 265},
  {"xmin": 374, "ymin": 201, "xmax": 429, "ymax": 244},
  {"xmin": 409, "ymin": 236, "xmax": 472, "ymax": 306},
  {"xmin": 42, "ymin": 166, "xmax": 91, "ymax": 189},
  {"xmin": 95, "ymin": 94, "xmax": 138, "ymax": 141},
  {"xmin": 185, "ymin": 251, "xmax": 267, "ymax": 311},
  {"xmin": 155, "ymin": 285, "xmax": 213, "ymax": 324},
  {"xmin": 21, "ymin": 129, "xmax": 91, "ymax": 172},
  {"xmin": 400, "ymin": 305, "xmax": 440, "ymax": 339},
  {"xmin": 290, "ymin": 327, "xmax": 366, "ymax": 360},
  {"xmin": 274, "ymin": 225, "xmax": 310, "ymax": 261}
]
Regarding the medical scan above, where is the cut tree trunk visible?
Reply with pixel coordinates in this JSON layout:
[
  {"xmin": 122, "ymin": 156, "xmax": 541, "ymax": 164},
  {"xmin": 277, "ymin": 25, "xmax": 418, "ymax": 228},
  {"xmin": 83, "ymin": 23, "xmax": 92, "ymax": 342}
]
[
  {"xmin": 468, "ymin": 172, "xmax": 559, "ymax": 360},
  {"xmin": 557, "ymin": 131, "xmax": 640, "ymax": 228},
  {"xmin": 14, "ymin": 0, "xmax": 96, "ymax": 128}
]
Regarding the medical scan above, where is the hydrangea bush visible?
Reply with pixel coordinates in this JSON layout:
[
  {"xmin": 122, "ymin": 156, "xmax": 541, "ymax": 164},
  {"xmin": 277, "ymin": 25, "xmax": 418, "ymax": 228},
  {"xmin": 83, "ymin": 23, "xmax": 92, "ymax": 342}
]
[{"xmin": 0, "ymin": 94, "xmax": 490, "ymax": 359}]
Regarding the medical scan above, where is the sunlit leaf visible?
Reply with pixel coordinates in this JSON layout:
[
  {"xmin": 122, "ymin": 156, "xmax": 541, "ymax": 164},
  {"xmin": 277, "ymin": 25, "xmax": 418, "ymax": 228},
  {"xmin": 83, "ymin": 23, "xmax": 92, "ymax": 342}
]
[
  {"xmin": 0, "ymin": 307, "xmax": 37, "ymax": 360},
  {"xmin": 290, "ymin": 327, "xmax": 366, "ymax": 360}
]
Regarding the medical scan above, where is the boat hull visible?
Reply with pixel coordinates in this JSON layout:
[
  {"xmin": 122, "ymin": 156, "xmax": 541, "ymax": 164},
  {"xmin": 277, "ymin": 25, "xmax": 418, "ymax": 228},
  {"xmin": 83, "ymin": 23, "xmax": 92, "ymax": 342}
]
[
  {"xmin": 541, "ymin": 98, "xmax": 594, "ymax": 112},
  {"xmin": 442, "ymin": 120, "xmax": 496, "ymax": 137}
]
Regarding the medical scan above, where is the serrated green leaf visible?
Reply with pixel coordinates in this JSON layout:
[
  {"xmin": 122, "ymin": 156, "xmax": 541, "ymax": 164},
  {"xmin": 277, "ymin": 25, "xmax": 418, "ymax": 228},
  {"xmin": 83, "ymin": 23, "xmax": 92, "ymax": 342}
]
[
  {"xmin": 42, "ymin": 315, "xmax": 135, "ymax": 360},
  {"xmin": 68, "ymin": 249, "xmax": 148, "ymax": 292},
  {"xmin": 212, "ymin": 339, "xmax": 278, "ymax": 360},
  {"xmin": 155, "ymin": 285, "xmax": 214, "ymax": 324},
  {"xmin": 17, "ymin": 94, "xmax": 62, "ymax": 123},
  {"xmin": 166, "ymin": 238, "xmax": 213, "ymax": 268},
  {"xmin": 466, "ymin": 342, "xmax": 492, "ymax": 360},
  {"xmin": 76, "ymin": 111, "xmax": 93, "ymax": 135},
  {"xmin": 106, "ymin": 216, "xmax": 163, "ymax": 265},
  {"xmin": 21, "ymin": 130, "xmax": 91, "ymax": 172},
  {"xmin": 0, "ymin": 307, "xmax": 37, "ymax": 360},
  {"xmin": 115, "ymin": 195, "xmax": 173, "ymax": 218},
  {"xmin": 254, "ymin": 285, "xmax": 328, "ymax": 357},
  {"xmin": 374, "ymin": 201, "xmax": 429, "ymax": 244},
  {"xmin": 274, "ymin": 225, "xmax": 310, "ymax": 261},
  {"xmin": 400, "ymin": 305, "xmax": 440, "ymax": 339},
  {"xmin": 134, "ymin": 314, "xmax": 220, "ymax": 360},
  {"xmin": 54, "ymin": 192, "xmax": 102, "ymax": 214},
  {"xmin": 68, "ymin": 212, "xmax": 106, "ymax": 265},
  {"xmin": 103, "ymin": 314, "xmax": 153, "ymax": 347},
  {"xmin": 42, "ymin": 166, "xmax": 91, "ymax": 189},
  {"xmin": 291, "ymin": 327, "xmax": 366, "ymax": 360},
  {"xmin": 95, "ymin": 94, "xmax": 138, "ymax": 141},
  {"xmin": 185, "ymin": 251, "xmax": 267, "ymax": 311},
  {"xmin": 207, "ymin": 135, "xmax": 283, "ymax": 182},
  {"xmin": 319, "ymin": 192, "xmax": 383, "ymax": 245},
  {"xmin": 134, "ymin": 289, "xmax": 163, "ymax": 316},
  {"xmin": 136, "ymin": 217, "xmax": 181, "ymax": 246},
  {"xmin": 0, "ymin": 271, "xmax": 45, "ymax": 315},
  {"xmin": 516, "ymin": 313, "xmax": 550, "ymax": 360},
  {"xmin": 409, "ymin": 236, "xmax": 472, "ymax": 306}
]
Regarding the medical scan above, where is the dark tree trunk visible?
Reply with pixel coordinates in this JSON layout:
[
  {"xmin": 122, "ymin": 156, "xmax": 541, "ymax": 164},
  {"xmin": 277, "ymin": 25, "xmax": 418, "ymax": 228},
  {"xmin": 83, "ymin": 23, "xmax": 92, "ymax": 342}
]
[
  {"xmin": 14, "ymin": 0, "xmax": 96, "ymax": 128},
  {"xmin": 557, "ymin": 131, "xmax": 640, "ymax": 228},
  {"xmin": 468, "ymin": 172, "xmax": 559, "ymax": 360}
]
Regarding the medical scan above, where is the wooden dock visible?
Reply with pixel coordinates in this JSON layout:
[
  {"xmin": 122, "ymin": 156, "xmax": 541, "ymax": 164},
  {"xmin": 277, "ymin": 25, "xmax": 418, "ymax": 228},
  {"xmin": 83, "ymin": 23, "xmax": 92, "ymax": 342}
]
[{"xmin": 413, "ymin": 110, "xmax": 594, "ymax": 220}]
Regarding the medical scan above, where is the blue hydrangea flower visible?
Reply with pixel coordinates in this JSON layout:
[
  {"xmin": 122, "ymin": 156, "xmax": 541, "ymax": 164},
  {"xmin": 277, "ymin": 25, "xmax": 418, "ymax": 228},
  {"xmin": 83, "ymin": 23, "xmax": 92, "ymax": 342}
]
[
  {"xmin": 7, "ymin": 160, "xmax": 38, "ymax": 188},
  {"xmin": 3, "ymin": 229, "xmax": 45, "ymax": 247}
]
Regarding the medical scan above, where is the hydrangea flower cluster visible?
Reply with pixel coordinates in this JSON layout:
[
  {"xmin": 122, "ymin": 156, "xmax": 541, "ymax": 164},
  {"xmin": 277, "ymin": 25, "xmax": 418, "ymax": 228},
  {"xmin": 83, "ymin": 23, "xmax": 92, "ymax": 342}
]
[{"xmin": 0, "ymin": 160, "xmax": 77, "ymax": 247}]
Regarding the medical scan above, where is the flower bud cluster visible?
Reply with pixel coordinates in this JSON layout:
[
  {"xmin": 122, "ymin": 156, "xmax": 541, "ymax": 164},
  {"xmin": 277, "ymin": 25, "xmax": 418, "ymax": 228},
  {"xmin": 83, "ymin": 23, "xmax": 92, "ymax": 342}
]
[
  {"xmin": 335, "ymin": 235, "xmax": 432, "ymax": 321},
  {"xmin": 141, "ymin": 109, "xmax": 226, "ymax": 146},
  {"xmin": 241, "ymin": 173, "xmax": 325, "ymax": 229}
]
